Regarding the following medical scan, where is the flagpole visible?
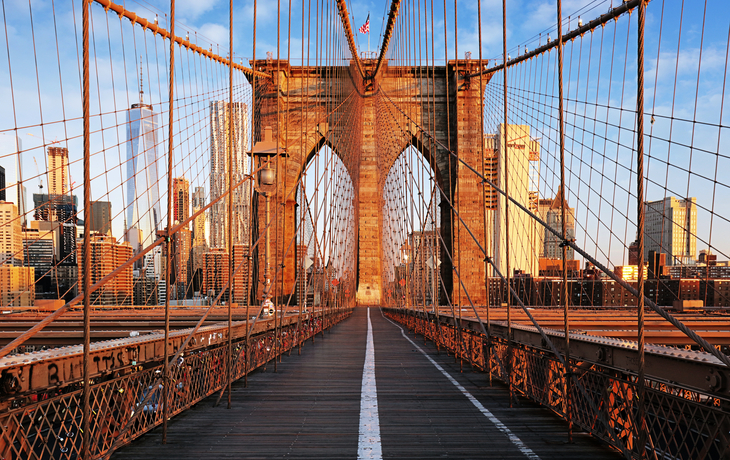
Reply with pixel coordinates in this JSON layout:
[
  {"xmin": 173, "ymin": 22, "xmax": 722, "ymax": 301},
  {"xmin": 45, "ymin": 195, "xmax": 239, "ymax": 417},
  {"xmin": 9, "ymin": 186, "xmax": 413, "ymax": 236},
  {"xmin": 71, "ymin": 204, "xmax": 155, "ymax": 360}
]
[
  {"xmin": 354, "ymin": 13, "xmax": 359, "ymax": 56},
  {"xmin": 358, "ymin": 13, "xmax": 370, "ymax": 58}
]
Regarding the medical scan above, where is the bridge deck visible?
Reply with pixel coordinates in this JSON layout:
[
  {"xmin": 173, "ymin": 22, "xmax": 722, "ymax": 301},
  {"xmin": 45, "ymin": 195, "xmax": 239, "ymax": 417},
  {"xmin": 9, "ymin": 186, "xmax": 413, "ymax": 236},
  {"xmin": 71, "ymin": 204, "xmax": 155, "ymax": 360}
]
[{"xmin": 112, "ymin": 307, "xmax": 619, "ymax": 459}]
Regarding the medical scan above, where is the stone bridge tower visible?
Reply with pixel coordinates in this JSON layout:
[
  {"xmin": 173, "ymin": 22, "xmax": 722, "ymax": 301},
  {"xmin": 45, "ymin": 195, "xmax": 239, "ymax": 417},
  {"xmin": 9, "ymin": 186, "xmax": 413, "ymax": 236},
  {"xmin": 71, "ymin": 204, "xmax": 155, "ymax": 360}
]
[{"xmin": 251, "ymin": 58, "xmax": 491, "ymax": 307}]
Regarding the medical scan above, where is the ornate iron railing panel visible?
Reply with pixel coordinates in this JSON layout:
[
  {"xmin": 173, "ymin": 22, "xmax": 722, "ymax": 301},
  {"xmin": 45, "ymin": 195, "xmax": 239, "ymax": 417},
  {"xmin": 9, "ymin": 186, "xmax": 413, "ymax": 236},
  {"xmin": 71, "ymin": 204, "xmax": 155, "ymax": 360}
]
[
  {"xmin": 0, "ymin": 309, "xmax": 351, "ymax": 459},
  {"xmin": 385, "ymin": 308, "xmax": 730, "ymax": 460}
]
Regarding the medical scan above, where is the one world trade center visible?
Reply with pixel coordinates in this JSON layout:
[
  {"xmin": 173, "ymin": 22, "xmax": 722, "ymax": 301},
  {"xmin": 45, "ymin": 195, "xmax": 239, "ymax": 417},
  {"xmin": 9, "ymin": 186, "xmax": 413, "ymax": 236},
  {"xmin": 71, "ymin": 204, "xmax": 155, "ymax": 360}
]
[{"xmin": 125, "ymin": 99, "xmax": 161, "ymax": 253}]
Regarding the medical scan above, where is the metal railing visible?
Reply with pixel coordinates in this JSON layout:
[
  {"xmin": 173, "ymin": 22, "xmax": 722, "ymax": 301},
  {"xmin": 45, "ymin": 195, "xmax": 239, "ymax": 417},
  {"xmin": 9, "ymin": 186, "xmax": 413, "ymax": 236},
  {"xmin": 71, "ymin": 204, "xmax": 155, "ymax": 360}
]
[
  {"xmin": 0, "ymin": 308, "xmax": 352, "ymax": 459},
  {"xmin": 385, "ymin": 307, "xmax": 730, "ymax": 460}
]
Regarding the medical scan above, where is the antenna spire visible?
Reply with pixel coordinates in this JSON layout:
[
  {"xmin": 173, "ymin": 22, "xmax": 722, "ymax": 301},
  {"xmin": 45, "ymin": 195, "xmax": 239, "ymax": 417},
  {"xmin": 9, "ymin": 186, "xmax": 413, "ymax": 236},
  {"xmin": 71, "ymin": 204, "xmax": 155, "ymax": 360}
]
[{"xmin": 139, "ymin": 56, "xmax": 144, "ymax": 104}]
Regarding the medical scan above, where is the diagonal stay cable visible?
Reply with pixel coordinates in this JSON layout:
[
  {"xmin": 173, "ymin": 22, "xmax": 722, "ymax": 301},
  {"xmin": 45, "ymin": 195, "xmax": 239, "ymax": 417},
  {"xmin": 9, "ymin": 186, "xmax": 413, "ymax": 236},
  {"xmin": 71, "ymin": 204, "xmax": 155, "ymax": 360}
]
[
  {"xmin": 0, "ymin": 167, "xmax": 262, "ymax": 360},
  {"xmin": 104, "ymin": 213, "xmax": 274, "ymax": 459},
  {"xmin": 380, "ymin": 87, "xmax": 730, "ymax": 370}
]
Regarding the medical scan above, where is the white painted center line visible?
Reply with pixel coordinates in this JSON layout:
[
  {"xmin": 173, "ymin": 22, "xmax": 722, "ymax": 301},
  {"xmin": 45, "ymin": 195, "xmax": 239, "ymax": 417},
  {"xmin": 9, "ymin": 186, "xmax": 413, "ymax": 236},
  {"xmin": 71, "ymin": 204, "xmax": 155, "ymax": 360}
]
[
  {"xmin": 383, "ymin": 310, "xmax": 541, "ymax": 460},
  {"xmin": 358, "ymin": 308, "xmax": 383, "ymax": 459}
]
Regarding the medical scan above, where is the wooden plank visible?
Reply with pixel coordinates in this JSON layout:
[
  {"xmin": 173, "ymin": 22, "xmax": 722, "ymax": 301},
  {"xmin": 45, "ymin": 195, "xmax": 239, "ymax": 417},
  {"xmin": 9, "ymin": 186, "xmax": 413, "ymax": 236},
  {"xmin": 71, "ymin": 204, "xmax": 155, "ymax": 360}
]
[{"xmin": 112, "ymin": 307, "xmax": 620, "ymax": 459}]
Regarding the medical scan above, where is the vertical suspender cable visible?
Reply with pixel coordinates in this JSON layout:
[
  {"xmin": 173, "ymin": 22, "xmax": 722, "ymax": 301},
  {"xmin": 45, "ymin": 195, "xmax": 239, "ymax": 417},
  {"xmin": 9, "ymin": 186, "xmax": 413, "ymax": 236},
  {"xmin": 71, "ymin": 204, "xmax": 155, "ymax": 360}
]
[
  {"xmin": 81, "ymin": 0, "xmax": 91, "ymax": 457},
  {"xmin": 636, "ymin": 0, "xmax": 647, "ymax": 458},
  {"xmin": 442, "ymin": 0, "xmax": 461, "ymax": 366},
  {"xmin": 476, "ymin": 0, "xmax": 492, "ymax": 384},
  {"xmin": 163, "ymin": 0, "xmax": 176, "ymax": 442},
  {"xmin": 246, "ymin": 0, "xmax": 257, "ymax": 389},
  {"xmin": 286, "ymin": 0, "xmax": 292, "ymax": 356},
  {"xmin": 453, "ymin": 0, "xmax": 463, "ymax": 372},
  {"xmin": 501, "ymin": 0, "xmax": 513, "ymax": 408},
  {"xmin": 274, "ymin": 0, "xmax": 281, "ymax": 371},
  {"xmin": 274, "ymin": 0, "xmax": 284, "ymax": 362},
  {"xmin": 313, "ymin": 0, "xmax": 319, "ymax": 340},
  {"xmin": 306, "ymin": 0, "xmax": 312, "ymax": 346},
  {"xmin": 298, "ymin": 0, "xmax": 306, "ymax": 355},
  {"xmin": 555, "ymin": 0, "xmax": 573, "ymax": 442},
  {"xmin": 429, "ymin": 0, "xmax": 440, "ymax": 352},
  {"xmin": 227, "ymin": 0, "xmax": 234, "ymax": 408}
]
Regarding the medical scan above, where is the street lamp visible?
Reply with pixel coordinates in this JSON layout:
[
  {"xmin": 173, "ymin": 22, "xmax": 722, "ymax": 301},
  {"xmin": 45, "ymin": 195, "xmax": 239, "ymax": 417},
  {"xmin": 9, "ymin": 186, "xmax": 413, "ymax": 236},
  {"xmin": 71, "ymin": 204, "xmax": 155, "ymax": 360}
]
[
  {"xmin": 426, "ymin": 254, "xmax": 440, "ymax": 312},
  {"xmin": 249, "ymin": 126, "xmax": 287, "ymax": 310},
  {"xmin": 400, "ymin": 242, "xmax": 412, "ymax": 308}
]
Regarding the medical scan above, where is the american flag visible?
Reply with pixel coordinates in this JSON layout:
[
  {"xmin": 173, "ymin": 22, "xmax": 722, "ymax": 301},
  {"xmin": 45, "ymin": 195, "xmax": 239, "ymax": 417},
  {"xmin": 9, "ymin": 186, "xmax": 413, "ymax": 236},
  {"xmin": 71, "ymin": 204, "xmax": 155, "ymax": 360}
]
[{"xmin": 358, "ymin": 14, "xmax": 370, "ymax": 34}]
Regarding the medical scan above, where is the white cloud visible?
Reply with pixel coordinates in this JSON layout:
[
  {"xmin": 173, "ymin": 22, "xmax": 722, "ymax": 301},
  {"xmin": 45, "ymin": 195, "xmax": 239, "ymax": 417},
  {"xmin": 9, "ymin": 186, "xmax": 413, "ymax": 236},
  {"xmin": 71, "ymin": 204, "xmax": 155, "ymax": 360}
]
[
  {"xmin": 646, "ymin": 47, "xmax": 728, "ymax": 85},
  {"xmin": 518, "ymin": 0, "xmax": 603, "ymax": 46},
  {"xmin": 241, "ymin": 0, "xmax": 278, "ymax": 23},
  {"xmin": 198, "ymin": 23, "xmax": 229, "ymax": 49},
  {"xmin": 176, "ymin": 0, "xmax": 221, "ymax": 21}
]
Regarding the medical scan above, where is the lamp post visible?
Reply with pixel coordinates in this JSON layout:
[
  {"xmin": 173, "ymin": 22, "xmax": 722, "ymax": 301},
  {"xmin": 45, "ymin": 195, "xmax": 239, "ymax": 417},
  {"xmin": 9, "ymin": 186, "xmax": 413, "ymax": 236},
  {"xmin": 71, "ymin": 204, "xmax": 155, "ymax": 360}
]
[
  {"xmin": 260, "ymin": 166, "xmax": 275, "ymax": 305},
  {"xmin": 249, "ymin": 126, "xmax": 287, "ymax": 310},
  {"xmin": 400, "ymin": 242, "xmax": 412, "ymax": 309}
]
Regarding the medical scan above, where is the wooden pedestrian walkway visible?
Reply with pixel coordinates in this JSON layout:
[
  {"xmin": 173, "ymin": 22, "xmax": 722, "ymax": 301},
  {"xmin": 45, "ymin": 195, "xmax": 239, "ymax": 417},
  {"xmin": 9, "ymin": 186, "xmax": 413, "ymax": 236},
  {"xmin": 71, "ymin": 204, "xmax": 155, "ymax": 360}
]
[{"xmin": 112, "ymin": 307, "xmax": 620, "ymax": 459}]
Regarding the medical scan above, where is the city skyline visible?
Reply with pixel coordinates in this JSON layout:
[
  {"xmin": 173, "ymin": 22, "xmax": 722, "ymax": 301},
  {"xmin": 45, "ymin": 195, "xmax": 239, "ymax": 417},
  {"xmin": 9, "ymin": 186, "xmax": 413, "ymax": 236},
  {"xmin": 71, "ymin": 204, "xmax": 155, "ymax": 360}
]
[
  {"xmin": 0, "ymin": 1, "xmax": 727, "ymax": 307},
  {"xmin": 0, "ymin": 2, "xmax": 726, "ymax": 268},
  {"xmin": 0, "ymin": 123, "xmax": 722, "ymax": 277}
]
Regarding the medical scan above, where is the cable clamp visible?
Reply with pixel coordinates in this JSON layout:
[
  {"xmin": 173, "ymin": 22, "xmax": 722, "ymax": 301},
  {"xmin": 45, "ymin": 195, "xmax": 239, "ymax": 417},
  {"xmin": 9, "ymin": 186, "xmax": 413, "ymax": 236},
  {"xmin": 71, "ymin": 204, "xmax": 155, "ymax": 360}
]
[
  {"xmin": 156, "ymin": 230, "xmax": 171, "ymax": 243},
  {"xmin": 558, "ymin": 238, "xmax": 575, "ymax": 248}
]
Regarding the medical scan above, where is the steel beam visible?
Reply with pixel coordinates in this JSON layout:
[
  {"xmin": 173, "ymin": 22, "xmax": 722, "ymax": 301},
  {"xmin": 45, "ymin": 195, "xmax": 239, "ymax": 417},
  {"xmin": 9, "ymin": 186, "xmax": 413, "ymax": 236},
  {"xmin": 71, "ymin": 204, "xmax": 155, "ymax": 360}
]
[
  {"xmin": 372, "ymin": 0, "xmax": 402, "ymax": 79},
  {"xmin": 426, "ymin": 310, "xmax": 730, "ymax": 400},
  {"xmin": 469, "ymin": 0, "xmax": 641, "ymax": 78},
  {"xmin": 91, "ymin": 0, "xmax": 270, "ymax": 79},
  {"xmin": 335, "ymin": 0, "xmax": 366, "ymax": 79}
]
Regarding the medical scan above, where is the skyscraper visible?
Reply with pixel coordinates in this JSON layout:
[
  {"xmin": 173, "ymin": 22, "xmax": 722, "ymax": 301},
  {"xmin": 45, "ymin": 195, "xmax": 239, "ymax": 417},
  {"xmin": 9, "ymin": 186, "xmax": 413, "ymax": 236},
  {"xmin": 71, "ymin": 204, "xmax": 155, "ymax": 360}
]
[
  {"xmin": 171, "ymin": 227, "xmax": 191, "ymax": 299},
  {"xmin": 644, "ymin": 197, "xmax": 697, "ymax": 265},
  {"xmin": 32, "ymin": 194, "xmax": 77, "ymax": 267},
  {"xmin": 0, "ymin": 265, "xmax": 34, "ymax": 306},
  {"xmin": 190, "ymin": 186, "xmax": 207, "ymax": 296},
  {"xmin": 408, "ymin": 230, "xmax": 439, "ymax": 305},
  {"xmin": 89, "ymin": 200, "xmax": 112, "ymax": 235},
  {"xmin": 170, "ymin": 177, "xmax": 191, "ymax": 299},
  {"xmin": 537, "ymin": 186, "xmax": 575, "ymax": 260},
  {"xmin": 172, "ymin": 178, "xmax": 190, "ymax": 225},
  {"xmin": 22, "ymin": 226, "xmax": 54, "ymax": 297},
  {"xmin": 296, "ymin": 244, "xmax": 309, "ymax": 306},
  {"xmin": 488, "ymin": 124, "xmax": 540, "ymax": 276},
  {"xmin": 125, "ymin": 101, "xmax": 161, "ymax": 252},
  {"xmin": 0, "ymin": 202, "xmax": 22, "ymax": 266},
  {"xmin": 0, "ymin": 166, "xmax": 6, "ymax": 202},
  {"xmin": 77, "ymin": 234, "xmax": 133, "ymax": 305},
  {"xmin": 232, "ymin": 243, "xmax": 250, "ymax": 305},
  {"xmin": 192, "ymin": 186, "xmax": 206, "ymax": 247},
  {"xmin": 202, "ymin": 248, "xmax": 229, "ymax": 300},
  {"xmin": 209, "ymin": 101, "xmax": 250, "ymax": 249},
  {"xmin": 47, "ymin": 147, "xmax": 70, "ymax": 195}
]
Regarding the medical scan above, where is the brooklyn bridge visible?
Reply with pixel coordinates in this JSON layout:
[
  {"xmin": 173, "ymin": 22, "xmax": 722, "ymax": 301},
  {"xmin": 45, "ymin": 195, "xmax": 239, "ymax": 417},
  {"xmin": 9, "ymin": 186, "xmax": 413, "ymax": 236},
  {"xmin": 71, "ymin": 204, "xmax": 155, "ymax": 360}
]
[{"xmin": 0, "ymin": 0, "xmax": 729, "ymax": 458}]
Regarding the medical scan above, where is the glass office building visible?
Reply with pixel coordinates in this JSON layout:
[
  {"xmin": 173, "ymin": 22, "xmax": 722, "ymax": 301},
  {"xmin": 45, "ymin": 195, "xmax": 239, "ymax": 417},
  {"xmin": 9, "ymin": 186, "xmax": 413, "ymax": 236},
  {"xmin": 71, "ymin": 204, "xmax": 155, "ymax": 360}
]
[{"xmin": 125, "ymin": 102, "xmax": 161, "ymax": 253}]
